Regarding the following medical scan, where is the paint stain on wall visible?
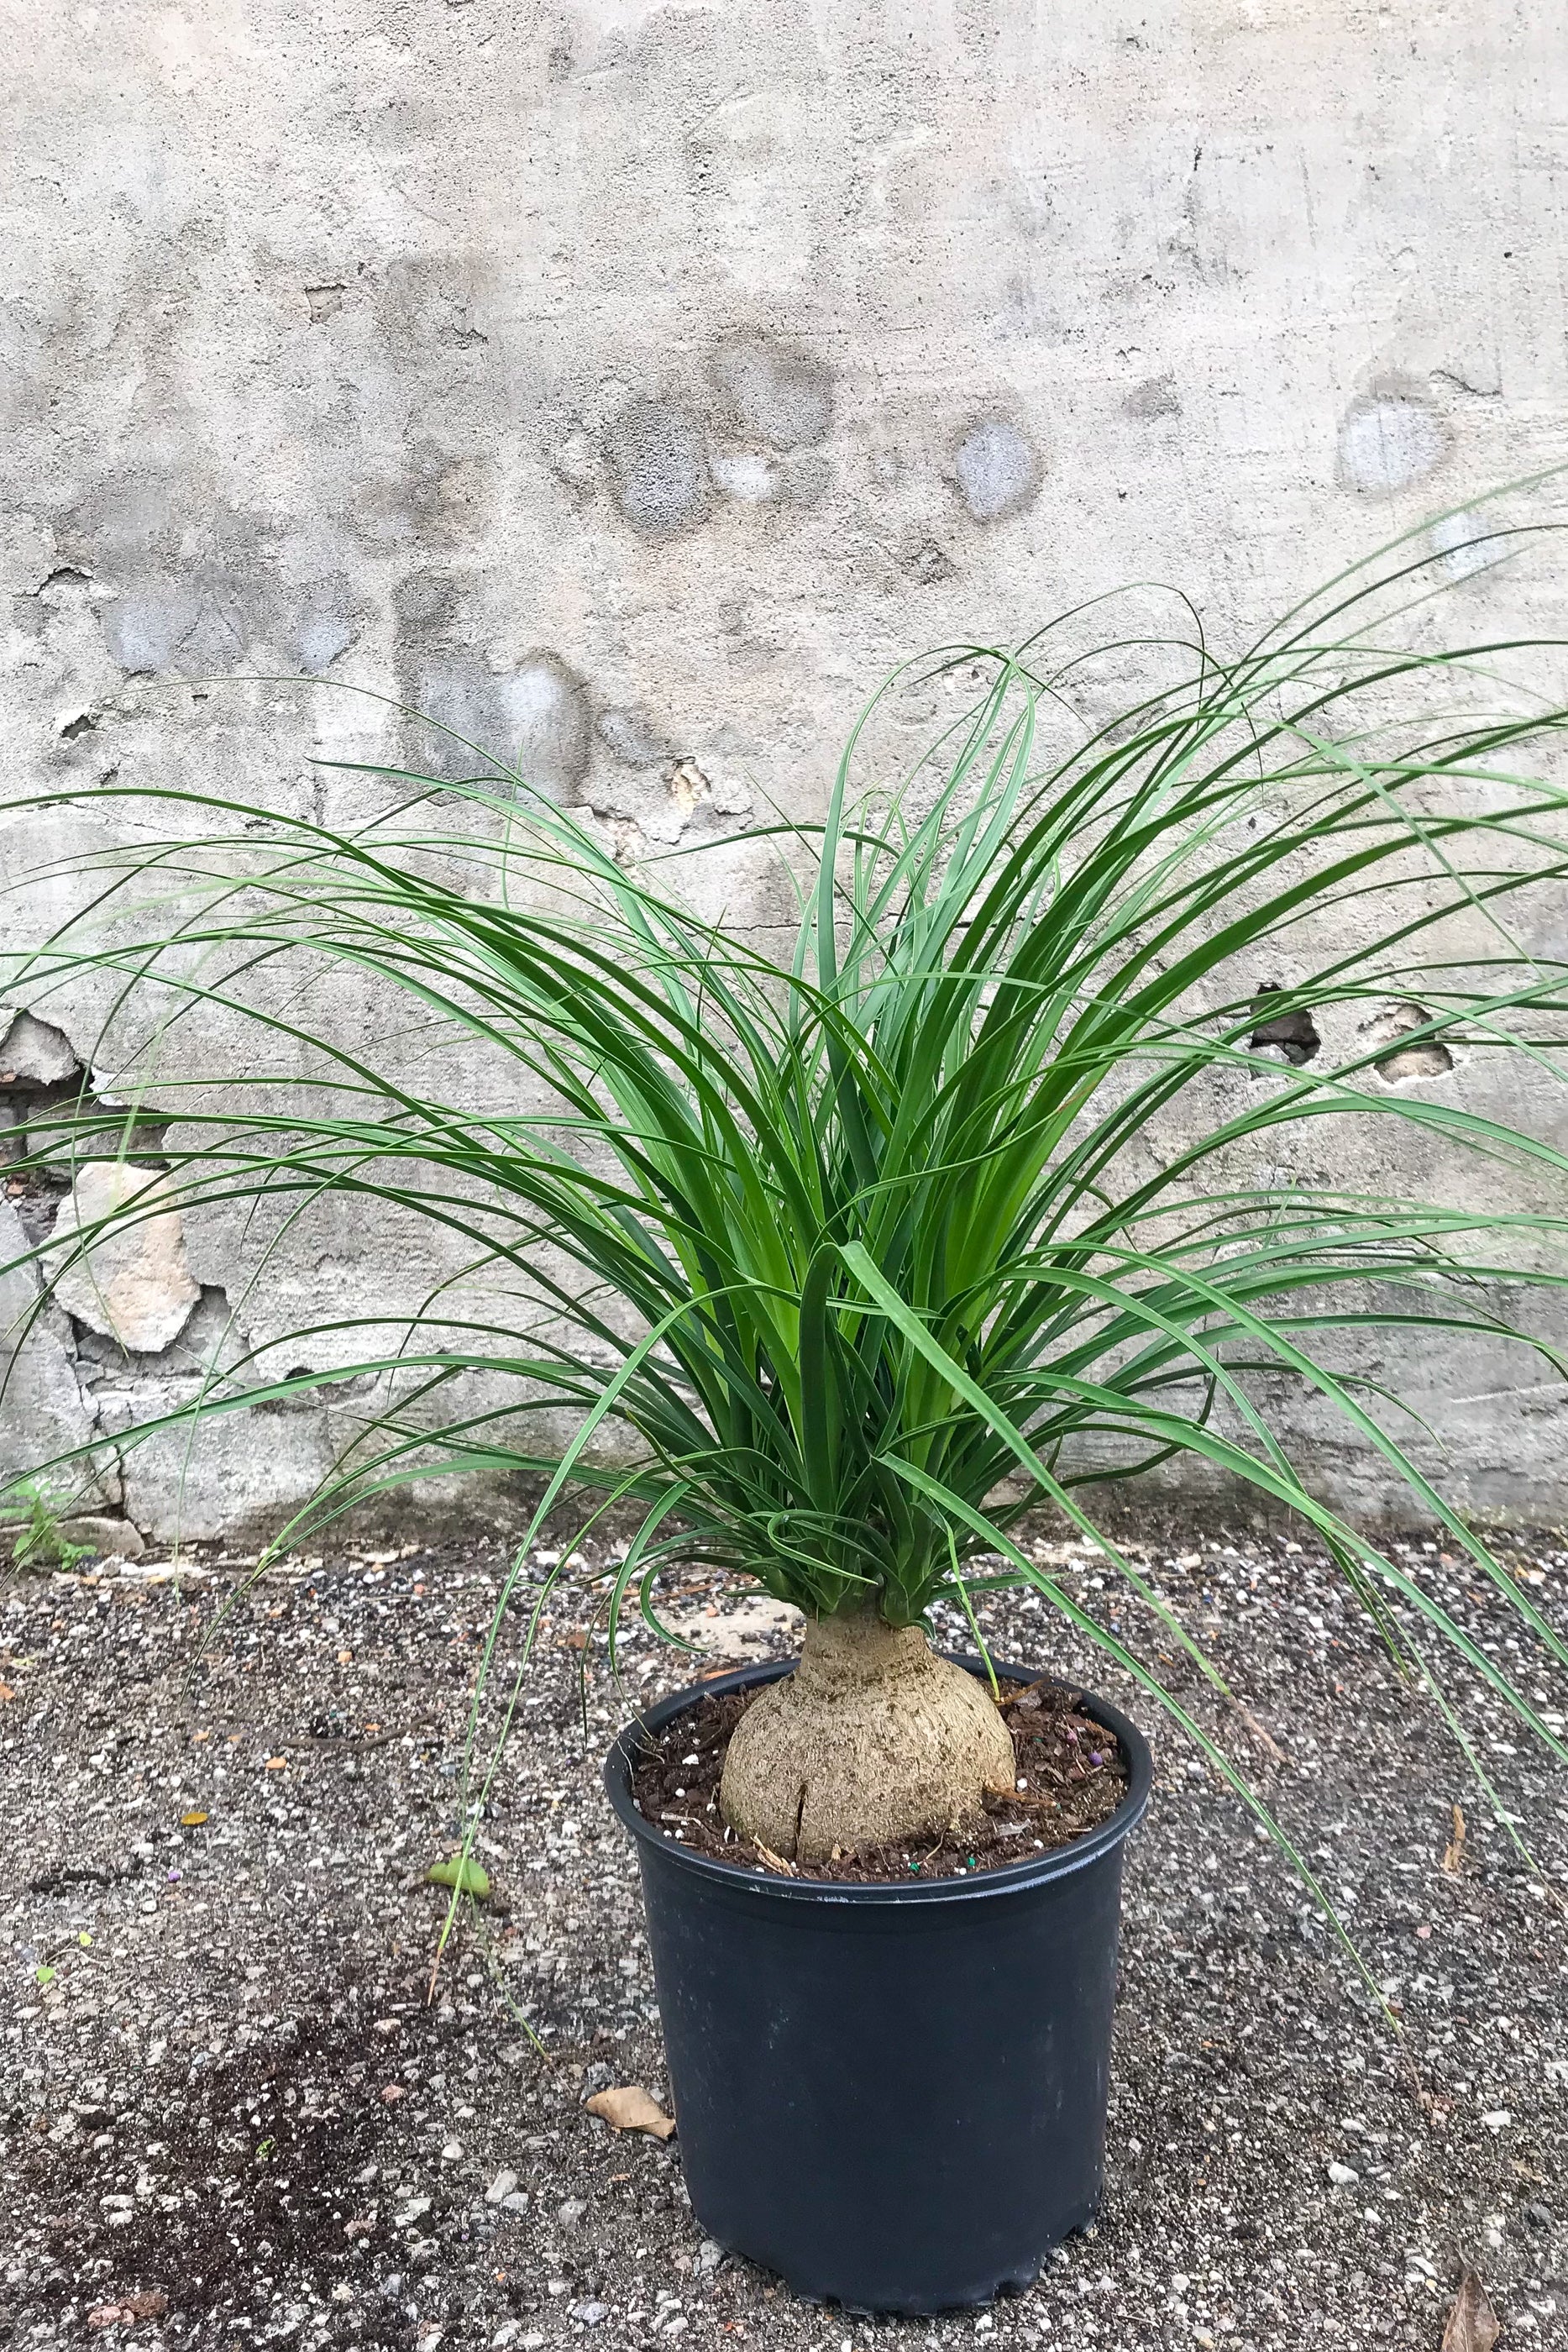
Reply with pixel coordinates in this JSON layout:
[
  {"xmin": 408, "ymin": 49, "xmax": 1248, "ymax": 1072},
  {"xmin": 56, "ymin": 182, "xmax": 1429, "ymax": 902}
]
[
  {"xmin": 598, "ymin": 706, "xmax": 672, "ymax": 768},
  {"xmin": 711, "ymin": 333, "xmax": 833, "ymax": 450},
  {"xmin": 1123, "ymin": 374, "xmax": 1183, "ymax": 420},
  {"xmin": 1338, "ymin": 394, "xmax": 1448, "ymax": 495},
  {"xmin": 708, "ymin": 449, "xmax": 777, "ymax": 504},
  {"xmin": 604, "ymin": 398, "xmax": 710, "ymax": 535},
  {"xmin": 410, "ymin": 652, "xmax": 590, "ymax": 795},
  {"xmin": 952, "ymin": 417, "xmax": 1041, "ymax": 522}
]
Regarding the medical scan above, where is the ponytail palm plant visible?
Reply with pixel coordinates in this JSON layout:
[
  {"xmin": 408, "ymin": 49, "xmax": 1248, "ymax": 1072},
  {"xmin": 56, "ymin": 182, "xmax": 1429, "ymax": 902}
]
[{"xmin": 4, "ymin": 522, "xmax": 1568, "ymax": 1866}]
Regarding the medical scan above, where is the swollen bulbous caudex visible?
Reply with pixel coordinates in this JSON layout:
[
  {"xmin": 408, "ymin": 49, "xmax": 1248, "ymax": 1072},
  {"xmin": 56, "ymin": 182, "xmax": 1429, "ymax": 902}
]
[{"xmin": 718, "ymin": 1609, "xmax": 1016, "ymax": 1864}]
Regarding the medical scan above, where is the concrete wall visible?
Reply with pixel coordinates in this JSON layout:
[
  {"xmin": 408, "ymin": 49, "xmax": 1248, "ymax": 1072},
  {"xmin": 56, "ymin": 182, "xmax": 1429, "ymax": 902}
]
[{"xmin": 3, "ymin": 1, "xmax": 1567, "ymax": 1544}]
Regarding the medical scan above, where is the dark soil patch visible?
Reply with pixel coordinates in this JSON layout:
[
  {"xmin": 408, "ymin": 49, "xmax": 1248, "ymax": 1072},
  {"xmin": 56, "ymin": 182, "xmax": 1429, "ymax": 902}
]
[
  {"xmin": 17, "ymin": 1984, "xmax": 446, "ymax": 2343},
  {"xmin": 629, "ymin": 1672, "xmax": 1130, "ymax": 1879}
]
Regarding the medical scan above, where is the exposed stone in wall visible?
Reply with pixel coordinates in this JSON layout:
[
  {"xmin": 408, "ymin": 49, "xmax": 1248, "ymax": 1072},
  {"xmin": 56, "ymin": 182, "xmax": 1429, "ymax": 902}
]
[
  {"xmin": 1364, "ymin": 1001, "xmax": 1457, "ymax": 1084},
  {"xmin": 110, "ymin": 1396, "xmax": 342, "ymax": 1547},
  {"xmin": 65, "ymin": 1279, "xmax": 350, "ymax": 1546},
  {"xmin": 43, "ymin": 1166, "xmax": 202, "ymax": 1356},
  {"xmin": 0, "ymin": 1011, "xmax": 80, "ymax": 1089},
  {"xmin": 1, "ymin": 1013, "xmax": 87, "ymax": 1222},
  {"xmin": 0, "ymin": 1016, "xmax": 112, "ymax": 1521},
  {"xmin": 60, "ymin": 1515, "xmax": 144, "ymax": 1559},
  {"xmin": 70, "ymin": 1281, "xmax": 246, "ymax": 1381},
  {"xmin": 1248, "ymin": 985, "xmax": 1321, "ymax": 1068},
  {"xmin": 666, "ymin": 758, "xmax": 708, "ymax": 827}
]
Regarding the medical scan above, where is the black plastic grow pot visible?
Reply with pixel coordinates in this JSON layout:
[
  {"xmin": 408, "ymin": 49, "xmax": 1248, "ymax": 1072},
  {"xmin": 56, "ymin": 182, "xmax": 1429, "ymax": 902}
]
[{"xmin": 604, "ymin": 1656, "xmax": 1152, "ymax": 2313}]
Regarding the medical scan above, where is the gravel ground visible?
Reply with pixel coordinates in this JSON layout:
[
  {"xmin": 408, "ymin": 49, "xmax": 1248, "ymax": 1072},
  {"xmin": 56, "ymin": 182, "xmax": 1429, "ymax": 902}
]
[{"xmin": 2, "ymin": 1520, "xmax": 1565, "ymax": 2351}]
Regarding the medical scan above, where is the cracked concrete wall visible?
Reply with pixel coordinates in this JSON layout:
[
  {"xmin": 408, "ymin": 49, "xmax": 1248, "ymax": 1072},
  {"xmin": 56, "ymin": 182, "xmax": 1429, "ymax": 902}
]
[{"xmin": 3, "ymin": 2, "xmax": 1568, "ymax": 1542}]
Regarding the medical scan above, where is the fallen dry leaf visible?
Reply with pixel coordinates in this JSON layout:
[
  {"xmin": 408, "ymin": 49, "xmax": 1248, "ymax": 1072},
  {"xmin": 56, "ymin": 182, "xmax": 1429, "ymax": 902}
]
[
  {"xmin": 264, "ymin": 1756, "xmax": 288, "ymax": 1772},
  {"xmin": 1443, "ymin": 1802, "xmax": 1467, "ymax": 1874},
  {"xmin": 180, "ymin": 1810, "xmax": 208, "ymax": 1828},
  {"xmin": 87, "ymin": 2292, "xmax": 168, "ymax": 2328},
  {"xmin": 585, "ymin": 2084, "xmax": 676, "ymax": 2139},
  {"xmin": 1441, "ymin": 2264, "xmax": 1501, "ymax": 2352},
  {"xmin": 0, "ymin": 1683, "xmax": 14, "ymax": 1701},
  {"xmin": 1229, "ymin": 1697, "xmax": 1286, "ymax": 1762}
]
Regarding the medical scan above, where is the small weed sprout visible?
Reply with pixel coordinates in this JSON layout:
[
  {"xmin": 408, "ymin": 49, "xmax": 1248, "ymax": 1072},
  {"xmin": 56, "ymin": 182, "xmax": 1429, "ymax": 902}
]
[{"xmin": 4, "ymin": 1478, "xmax": 94, "ymax": 1574}]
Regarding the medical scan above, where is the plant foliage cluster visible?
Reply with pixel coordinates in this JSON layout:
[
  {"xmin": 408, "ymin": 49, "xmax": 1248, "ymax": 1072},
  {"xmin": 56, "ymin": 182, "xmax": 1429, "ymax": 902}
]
[{"xmin": 3, "ymin": 521, "xmax": 1567, "ymax": 1848}]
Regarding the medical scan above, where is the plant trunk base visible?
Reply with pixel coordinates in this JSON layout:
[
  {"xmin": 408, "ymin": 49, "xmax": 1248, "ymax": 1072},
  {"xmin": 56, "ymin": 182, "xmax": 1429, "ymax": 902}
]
[{"xmin": 717, "ymin": 1611, "xmax": 1015, "ymax": 1862}]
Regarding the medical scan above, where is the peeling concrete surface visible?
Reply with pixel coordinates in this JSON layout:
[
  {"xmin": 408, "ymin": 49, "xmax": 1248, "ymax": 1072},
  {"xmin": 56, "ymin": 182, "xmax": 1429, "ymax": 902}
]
[{"xmin": 4, "ymin": 3, "xmax": 1568, "ymax": 1536}]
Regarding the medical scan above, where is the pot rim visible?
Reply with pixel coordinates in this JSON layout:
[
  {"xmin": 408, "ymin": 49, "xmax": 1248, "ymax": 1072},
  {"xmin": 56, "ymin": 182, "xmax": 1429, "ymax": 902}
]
[{"xmin": 602, "ymin": 1654, "xmax": 1152, "ymax": 1906}]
